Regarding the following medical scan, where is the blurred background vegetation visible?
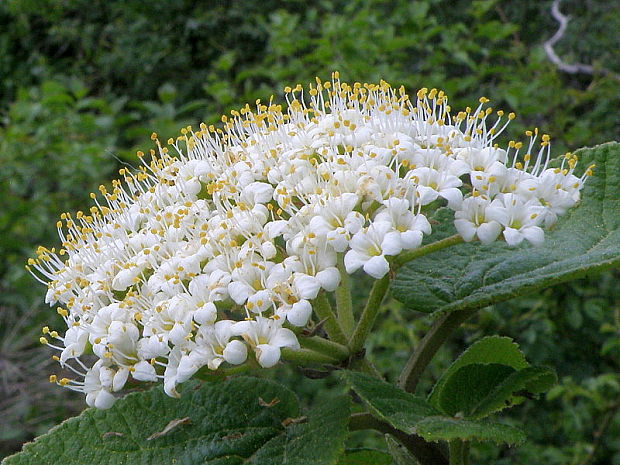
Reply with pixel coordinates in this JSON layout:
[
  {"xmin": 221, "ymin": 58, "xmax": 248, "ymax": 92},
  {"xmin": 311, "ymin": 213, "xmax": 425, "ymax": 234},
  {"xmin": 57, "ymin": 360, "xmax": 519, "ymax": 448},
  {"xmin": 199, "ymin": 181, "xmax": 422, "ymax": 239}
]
[{"xmin": 0, "ymin": 0, "xmax": 618, "ymax": 463}]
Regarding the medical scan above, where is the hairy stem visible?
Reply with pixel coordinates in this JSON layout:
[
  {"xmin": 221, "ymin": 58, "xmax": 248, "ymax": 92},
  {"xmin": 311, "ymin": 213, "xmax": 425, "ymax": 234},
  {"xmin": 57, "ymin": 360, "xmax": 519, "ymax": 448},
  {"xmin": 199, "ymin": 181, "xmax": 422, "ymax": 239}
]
[
  {"xmin": 312, "ymin": 291, "xmax": 349, "ymax": 345},
  {"xmin": 349, "ymin": 413, "xmax": 448, "ymax": 465},
  {"xmin": 349, "ymin": 275, "xmax": 390, "ymax": 353},
  {"xmin": 398, "ymin": 309, "xmax": 476, "ymax": 392},
  {"xmin": 449, "ymin": 440, "xmax": 465, "ymax": 465},
  {"xmin": 336, "ymin": 254, "xmax": 355, "ymax": 336},
  {"xmin": 349, "ymin": 357, "xmax": 383, "ymax": 379},
  {"xmin": 393, "ymin": 234, "xmax": 464, "ymax": 268},
  {"xmin": 195, "ymin": 362, "xmax": 254, "ymax": 380},
  {"xmin": 299, "ymin": 335, "xmax": 350, "ymax": 360},
  {"xmin": 281, "ymin": 347, "xmax": 340, "ymax": 365}
]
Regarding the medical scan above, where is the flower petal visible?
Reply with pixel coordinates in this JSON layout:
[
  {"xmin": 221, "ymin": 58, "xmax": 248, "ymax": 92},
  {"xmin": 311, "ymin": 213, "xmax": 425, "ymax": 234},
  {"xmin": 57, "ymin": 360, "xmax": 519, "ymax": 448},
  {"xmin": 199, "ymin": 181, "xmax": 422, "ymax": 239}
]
[{"xmin": 363, "ymin": 255, "xmax": 390, "ymax": 279}]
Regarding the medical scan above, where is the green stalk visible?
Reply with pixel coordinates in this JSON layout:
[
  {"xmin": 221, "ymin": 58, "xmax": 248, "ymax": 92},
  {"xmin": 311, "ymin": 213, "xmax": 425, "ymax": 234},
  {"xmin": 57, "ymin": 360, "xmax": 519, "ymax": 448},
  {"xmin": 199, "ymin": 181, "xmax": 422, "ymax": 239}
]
[
  {"xmin": 393, "ymin": 234, "xmax": 464, "ymax": 268},
  {"xmin": 398, "ymin": 309, "xmax": 476, "ymax": 393},
  {"xmin": 312, "ymin": 291, "xmax": 349, "ymax": 345},
  {"xmin": 349, "ymin": 413, "xmax": 447, "ymax": 465},
  {"xmin": 195, "ymin": 362, "xmax": 253, "ymax": 381},
  {"xmin": 335, "ymin": 253, "xmax": 355, "ymax": 336},
  {"xmin": 299, "ymin": 335, "xmax": 350, "ymax": 360},
  {"xmin": 349, "ymin": 275, "xmax": 390, "ymax": 354},
  {"xmin": 462, "ymin": 442, "xmax": 470, "ymax": 465},
  {"xmin": 449, "ymin": 440, "xmax": 465, "ymax": 465},
  {"xmin": 281, "ymin": 347, "xmax": 340, "ymax": 365},
  {"xmin": 349, "ymin": 357, "xmax": 383, "ymax": 379}
]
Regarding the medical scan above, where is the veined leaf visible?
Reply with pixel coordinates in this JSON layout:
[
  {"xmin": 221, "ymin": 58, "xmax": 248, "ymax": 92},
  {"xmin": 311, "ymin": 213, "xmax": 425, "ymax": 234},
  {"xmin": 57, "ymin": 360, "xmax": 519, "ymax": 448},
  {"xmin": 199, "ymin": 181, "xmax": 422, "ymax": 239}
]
[
  {"xmin": 429, "ymin": 336, "xmax": 528, "ymax": 405},
  {"xmin": 415, "ymin": 416, "xmax": 526, "ymax": 445},
  {"xmin": 429, "ymin": 337, "xmax": 556, "ymax": 419},
  {"xmin": 337, "ymin": 448, "xmax": 392, "ymax": 465},
  {"xmin": 341, "ymin": 371, "xmax": 439, "ymax": 434},
  {"xmin": 470, "ymin": 366, "xmax": 557, "ymax": 419},
  {"xmin": 3, "ymin": 377, "xmax": 349, "ymax": 465},
  {"xmin": 435, "ymin": 363, "xmax": 516, "ymax": 416},
  {"xmin": 385, "ymin": 435, "xmax": 420, "ymax": 465}
]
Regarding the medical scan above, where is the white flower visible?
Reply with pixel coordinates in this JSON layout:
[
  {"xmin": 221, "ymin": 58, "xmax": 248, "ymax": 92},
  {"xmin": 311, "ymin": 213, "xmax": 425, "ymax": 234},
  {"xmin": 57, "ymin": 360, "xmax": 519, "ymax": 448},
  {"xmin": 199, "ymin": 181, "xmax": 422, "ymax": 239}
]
[
  {"xmin": 228, "ymin": 261, "xmax": 274, "ymax": 305},
  {"xmin": 374, "ymin": 198, "xmax": 431, "ymax": 250},
  {"xmin": 532, "ymin": 168, "xmax": 582, "ymax": 226},
  {"xmin": 59, "ymin": 326, "xmax": 88, "ymax": 364},
  {"xmin": 454, "ymin": 196, "xmax": 503, "ymax": 244},
  {"xmin": 308, "ymin": 193, "xmax": 364, "ymax": 252},
  {"xmin": 285, "ymin": 300, "xmax": 314, "ymax": 327},
  {"xmin": 233, "ymin": 317, "xmax": 300, "ymax": 368},
  {"xmin": 132, "ymin": 360, "xmax": 158, "ymax": 382},
  {"xmin": 345, "ymin": 221, "xmax": 401, "ymax": 279},
  {"xmin": 163, "ymin": 347, "xmax": 182, "ymax": 398},
  {"xmin": 29, "ymin": 76, "xmax": 589, "ymax": 406},
  {"xmin": 455, "ymin": 146, "xmax": 508, "ymax": 174},
  {"xmin": 83, "ymin": 361, "xmax": 116, "ymax": 409},
  {"xmin": 486, "ymin": 194, "xmax": 546, "ymax": 246},
  {"xmin": 408, "ymin": 167, "xmax": 463, "ymax": 209},
  {"xmin": 195, "ymin": 320, "xmax": 248, "ymax": 370}
]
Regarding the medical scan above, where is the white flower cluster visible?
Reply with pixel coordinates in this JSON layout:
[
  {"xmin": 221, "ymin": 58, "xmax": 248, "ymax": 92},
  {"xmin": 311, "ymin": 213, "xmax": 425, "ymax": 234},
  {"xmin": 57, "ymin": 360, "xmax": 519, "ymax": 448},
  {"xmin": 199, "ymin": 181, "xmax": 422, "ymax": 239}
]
[{"xmin": 30, "ymin": 74, "xmax": 591, "ymax": 409}]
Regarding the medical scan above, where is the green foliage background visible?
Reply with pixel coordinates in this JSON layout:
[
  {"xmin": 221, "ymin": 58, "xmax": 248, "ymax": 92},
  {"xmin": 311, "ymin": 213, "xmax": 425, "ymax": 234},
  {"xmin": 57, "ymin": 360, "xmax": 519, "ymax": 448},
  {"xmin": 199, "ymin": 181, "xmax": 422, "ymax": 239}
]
[{"xmin": 0, "ymin": 0, "xmax": 618, "ymax": 463}]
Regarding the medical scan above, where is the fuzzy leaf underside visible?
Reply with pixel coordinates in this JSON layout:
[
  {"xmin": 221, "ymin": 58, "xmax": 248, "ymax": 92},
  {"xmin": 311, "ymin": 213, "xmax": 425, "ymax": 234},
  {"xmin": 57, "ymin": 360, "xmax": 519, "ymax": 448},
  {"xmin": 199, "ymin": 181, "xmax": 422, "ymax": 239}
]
[{"xmin": 392, "ymin": 142, "xmax": 620, "ymax": 314}]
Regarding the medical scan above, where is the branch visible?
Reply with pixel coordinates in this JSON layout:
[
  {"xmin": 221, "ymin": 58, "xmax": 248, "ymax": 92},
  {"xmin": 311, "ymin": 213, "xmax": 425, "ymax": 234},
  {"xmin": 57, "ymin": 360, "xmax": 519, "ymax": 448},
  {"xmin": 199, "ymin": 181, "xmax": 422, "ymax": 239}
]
[
  {"xmin": 349, "ymin": 412, "xmax": 448, "ymax": 465},
  {"xmin": 543, "ymin": 0, "xmax": 620, "ymax": 80},
  {"xmin": 578, "ymin": 399, "xmax": 620, "ymax": 465},
  {"xmin": 398, "ymin": 309, "xmax": 477, "ymax": 393}
]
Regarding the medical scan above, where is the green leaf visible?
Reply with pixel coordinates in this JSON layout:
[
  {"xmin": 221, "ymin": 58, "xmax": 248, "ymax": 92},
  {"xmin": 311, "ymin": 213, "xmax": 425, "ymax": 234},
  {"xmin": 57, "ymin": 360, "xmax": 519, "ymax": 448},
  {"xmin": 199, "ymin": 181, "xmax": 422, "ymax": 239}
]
[
  {"xmin": 415, "ymin": 417, "xmax": 526, "ymax": 445},
  {"xmin": 338, "ymin": 448, "xmax": 392, "ymax": 465},
  {"xmin": 470, "ymin": 366, "xmax": 557, "ymax": 419},
  {"xmin": 3, "ymin": 377, "xmax": 350, "ymax": 465},
  {"xmin": 385, "ymin": 435, "xmax": 419, "ymax": 465},
  {"xmin": 341, "ymin": 371, "xmax": 440, "ymax": 434},
  {"xmin": 429, "ymin": 336, "xmax": 528, "ymax": 406},
  {"xmin": 392, "ymin": 142, "xmax": 620, "ymax": 313},
  {"xmin": 435, "ymin": 363, "xmax": 516, "ymax": 416},
  {"xmin": 250, "ymin": 395, "xmax": 350, "ymax": 465}
]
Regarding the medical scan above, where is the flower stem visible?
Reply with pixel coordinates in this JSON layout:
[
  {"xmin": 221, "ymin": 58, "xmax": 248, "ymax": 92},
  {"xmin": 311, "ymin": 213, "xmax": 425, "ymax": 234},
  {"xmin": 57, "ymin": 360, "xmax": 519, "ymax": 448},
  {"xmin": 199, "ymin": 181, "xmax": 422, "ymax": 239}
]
[
  {"xmin": 393, "ymin": 234, "xmax": 464, "ymax": 268},
  {"xmin": 349, "ymin": 275, "xmax": 390, "ymax": 354},
  {"xmin": 336, "ymin": 253, "xmax": 355, "ymax": 336},
  {"xmin": 313, "ymin": 291, "xmax": 349, "ymax": 345},
  {"xmin": 299, "ymin": 335, "xmax": 350, "ymax": 360},
  {"xmin": 398, "ymin": 309, "xmax": 476, "ymax": 392},
  {"xmin": 349, "ymin": 413, "xmax": 448, "ymax": 465},
  {"xmin": 281, "ymin": 347, "xmax": 340, "ymax": 365},
  {"xmin": 195, "ymin": 362, "xmax": 254, "ymax": 381}
]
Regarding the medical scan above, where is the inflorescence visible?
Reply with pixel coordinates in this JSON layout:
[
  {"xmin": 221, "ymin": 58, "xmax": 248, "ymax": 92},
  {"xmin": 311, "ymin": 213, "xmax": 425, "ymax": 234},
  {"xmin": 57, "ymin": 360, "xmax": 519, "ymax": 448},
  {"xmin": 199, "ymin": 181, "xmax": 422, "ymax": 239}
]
[{"xmin": 29, "ymin": 74, "xmax": 592, "ymax": 408}]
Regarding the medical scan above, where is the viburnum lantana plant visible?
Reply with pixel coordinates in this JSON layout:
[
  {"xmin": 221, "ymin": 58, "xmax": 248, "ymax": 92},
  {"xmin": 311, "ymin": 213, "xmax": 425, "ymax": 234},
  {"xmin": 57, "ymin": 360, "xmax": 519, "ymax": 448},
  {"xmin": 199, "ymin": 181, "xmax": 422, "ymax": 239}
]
[{"xmin": 14, "ymin": 73, "xmax": 620, "ymax": 465}]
